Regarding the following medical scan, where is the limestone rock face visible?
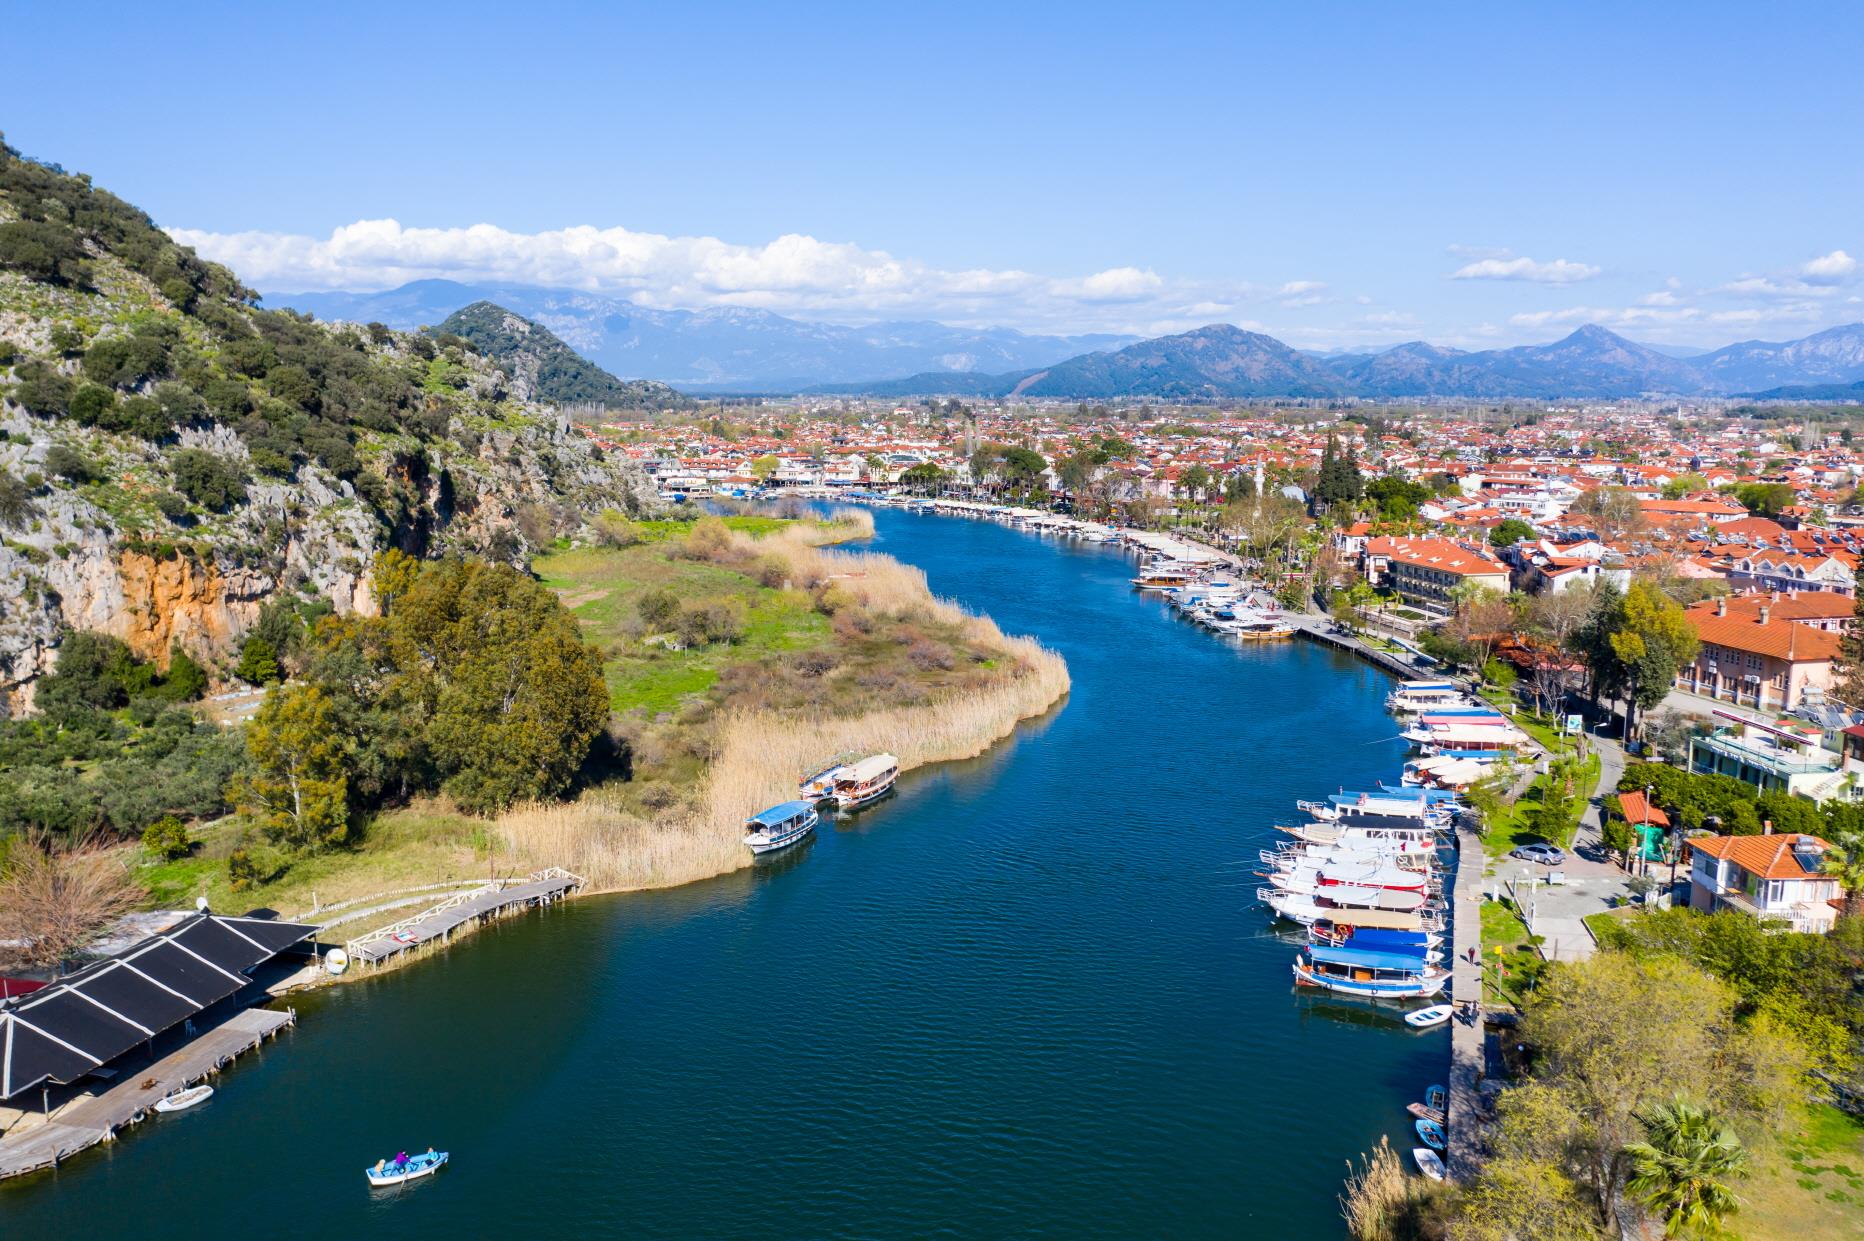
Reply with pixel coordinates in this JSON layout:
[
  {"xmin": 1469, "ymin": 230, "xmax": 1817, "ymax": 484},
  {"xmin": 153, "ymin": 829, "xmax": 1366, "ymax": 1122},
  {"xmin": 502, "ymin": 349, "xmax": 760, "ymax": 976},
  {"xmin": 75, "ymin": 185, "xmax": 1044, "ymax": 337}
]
[{"xmin": 0, "ymin": 397, "xmax": 658, "ymax": 715}]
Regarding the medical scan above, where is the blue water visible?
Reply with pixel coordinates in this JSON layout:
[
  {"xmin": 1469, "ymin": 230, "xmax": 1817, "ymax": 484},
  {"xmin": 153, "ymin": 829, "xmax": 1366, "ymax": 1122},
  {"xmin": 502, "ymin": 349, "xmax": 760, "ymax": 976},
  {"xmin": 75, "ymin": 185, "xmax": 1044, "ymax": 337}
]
[{"xmin": 3, "ymin": 508, "xmax": 1440, "ymax": 1239}]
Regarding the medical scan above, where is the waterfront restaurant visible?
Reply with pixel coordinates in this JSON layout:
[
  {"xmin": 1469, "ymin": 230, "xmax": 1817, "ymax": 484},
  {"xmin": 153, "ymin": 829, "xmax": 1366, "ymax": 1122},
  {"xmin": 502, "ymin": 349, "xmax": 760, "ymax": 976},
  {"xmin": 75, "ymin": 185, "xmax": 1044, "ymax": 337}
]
[{"xmin": 0, "ymin": 912, "xmax": 314, "ymax": 1106}]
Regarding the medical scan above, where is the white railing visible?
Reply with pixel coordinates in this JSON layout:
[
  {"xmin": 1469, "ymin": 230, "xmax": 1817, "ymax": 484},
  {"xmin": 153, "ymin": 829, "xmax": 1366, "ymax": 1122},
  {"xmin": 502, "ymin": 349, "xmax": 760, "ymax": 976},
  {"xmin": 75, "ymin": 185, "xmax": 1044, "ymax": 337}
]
[{"xmin": 346, "ymin": 880, "xmax": 499, "ymax": 957}]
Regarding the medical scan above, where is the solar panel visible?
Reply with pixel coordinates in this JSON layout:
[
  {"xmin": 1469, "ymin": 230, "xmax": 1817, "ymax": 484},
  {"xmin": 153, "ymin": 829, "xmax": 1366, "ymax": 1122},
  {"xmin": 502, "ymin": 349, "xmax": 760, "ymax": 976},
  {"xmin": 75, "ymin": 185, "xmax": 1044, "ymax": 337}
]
[{"xmin": 0, "ymin": 913, "xmax": 312, "ymax": 1100}]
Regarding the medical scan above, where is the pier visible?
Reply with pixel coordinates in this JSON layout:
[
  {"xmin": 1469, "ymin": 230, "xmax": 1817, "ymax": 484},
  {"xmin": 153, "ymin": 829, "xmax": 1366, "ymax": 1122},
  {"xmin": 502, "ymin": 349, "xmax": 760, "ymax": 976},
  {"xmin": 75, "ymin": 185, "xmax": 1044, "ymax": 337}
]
[
  {"xmin": 345, "ymin": 868, "xmax": 584, "ymax": 967},
  {"xmin": 0, "ymin": 1007, "xmax": 294, "ymax": 1180},
  {"xmin": 1445, "ymin": 827, "xmax": 1489, "ymax": 1183}
]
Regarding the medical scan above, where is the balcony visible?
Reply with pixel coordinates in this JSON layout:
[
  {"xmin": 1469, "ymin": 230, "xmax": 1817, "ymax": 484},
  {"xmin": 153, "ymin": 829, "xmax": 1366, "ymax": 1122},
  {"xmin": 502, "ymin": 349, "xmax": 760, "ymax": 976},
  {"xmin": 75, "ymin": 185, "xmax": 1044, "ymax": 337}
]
[
  {"xmin": 1690, "ymin": 728, "xmax": 1839, "ymax": 779},
  {"xmin": 1713, "ymin": 887, "xmax": 1836, "ymax": 933}
]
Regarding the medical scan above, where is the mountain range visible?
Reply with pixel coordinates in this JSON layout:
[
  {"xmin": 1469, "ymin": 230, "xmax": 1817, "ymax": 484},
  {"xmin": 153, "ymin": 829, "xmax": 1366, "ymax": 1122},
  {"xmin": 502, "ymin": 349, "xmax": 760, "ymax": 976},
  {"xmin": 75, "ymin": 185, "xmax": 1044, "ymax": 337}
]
[
  {"xmin": 268, "ymin": 280, "xmax": 1137, "ymax": 391},
  {"xmin": 271, "ymin": 280, "xmax": 1864, "ymax": 400},
  {"xmin": 808, "ymin": 322, "xmax": 1864, "ymax": 401}
]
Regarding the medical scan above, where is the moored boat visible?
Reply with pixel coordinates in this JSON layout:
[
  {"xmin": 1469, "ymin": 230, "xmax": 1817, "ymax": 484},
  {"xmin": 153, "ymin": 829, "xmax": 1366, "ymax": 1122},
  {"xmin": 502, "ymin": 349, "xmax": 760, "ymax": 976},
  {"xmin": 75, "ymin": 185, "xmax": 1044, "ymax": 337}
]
[
  {"xmin": 1291, "ymin": 945, "xmax": 1451, "ymax": 998},
  {"xmin": 153, "ymin": 1084, "xmax": 213, "ymax": 1112},
  {"xmin": 1403, "ymin": 1003, "xmax": 1455, "ymax": 1029},
  {"xmin": 1406, "ymin": 1101, "xmax": 1445, "ymax": 1125},
  {"xmin": 1415, "ymin": 1118, "xmax": 1446, "ymax": 1151},
  {"xmin": 799, "ymin": 760, "xmax": 852, "ymax": 803},
  {"xmin": 743, "ymin": 800, "xmax": 819, "ymax": 854},
  {"xmin": 366, "ymin": 1148, "xmax": 448, "ymax": 1187},
  {"xmin": 1412, "ymin": 1148, "xmax": 1446, "ymax": 1180},
  {"xmin": 832, "ymin": 753, "xmax": 900, "ymax": 811}
]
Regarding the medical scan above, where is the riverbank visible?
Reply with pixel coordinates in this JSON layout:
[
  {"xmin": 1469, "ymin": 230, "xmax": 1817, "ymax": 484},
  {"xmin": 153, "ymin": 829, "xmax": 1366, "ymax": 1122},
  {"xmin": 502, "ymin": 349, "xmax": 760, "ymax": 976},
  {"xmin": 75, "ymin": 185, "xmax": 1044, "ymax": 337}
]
[{"xmin": 128, "ymin": 509, "xmax": 1066, "ymax": 932}]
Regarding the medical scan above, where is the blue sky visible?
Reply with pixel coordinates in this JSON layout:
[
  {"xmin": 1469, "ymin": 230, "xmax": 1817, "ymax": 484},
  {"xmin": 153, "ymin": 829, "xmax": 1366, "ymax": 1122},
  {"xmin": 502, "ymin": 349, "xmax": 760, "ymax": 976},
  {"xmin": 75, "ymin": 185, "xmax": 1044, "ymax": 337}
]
[{"xmin": 9, "ymin": 2, "xmax": 1862, "ymax": 347}]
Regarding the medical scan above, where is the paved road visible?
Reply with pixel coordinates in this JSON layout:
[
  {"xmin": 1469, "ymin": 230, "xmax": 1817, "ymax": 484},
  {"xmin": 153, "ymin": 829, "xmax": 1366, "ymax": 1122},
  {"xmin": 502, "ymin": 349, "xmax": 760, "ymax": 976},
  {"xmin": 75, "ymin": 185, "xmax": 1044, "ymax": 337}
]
[{"xmin": 1512, "ymin": 731, "xmax": 1630, "ymax": 961}]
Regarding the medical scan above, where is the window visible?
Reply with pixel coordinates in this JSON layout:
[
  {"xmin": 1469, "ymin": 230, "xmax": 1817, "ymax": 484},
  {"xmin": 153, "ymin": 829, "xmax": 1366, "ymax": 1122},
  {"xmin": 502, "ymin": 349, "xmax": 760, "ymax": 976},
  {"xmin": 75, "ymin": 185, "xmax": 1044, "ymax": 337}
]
[{"xmin": 1747, "ymin": 653, "xmax": 1762, "ymax": 670}]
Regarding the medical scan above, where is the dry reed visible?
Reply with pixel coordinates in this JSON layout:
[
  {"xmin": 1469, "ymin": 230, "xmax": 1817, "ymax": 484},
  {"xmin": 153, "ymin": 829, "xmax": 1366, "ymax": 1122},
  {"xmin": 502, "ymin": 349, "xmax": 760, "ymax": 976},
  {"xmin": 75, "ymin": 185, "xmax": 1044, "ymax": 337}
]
[{"xmin": 496, "ymin": 522, "xmax": 1069, "ymax": 894}]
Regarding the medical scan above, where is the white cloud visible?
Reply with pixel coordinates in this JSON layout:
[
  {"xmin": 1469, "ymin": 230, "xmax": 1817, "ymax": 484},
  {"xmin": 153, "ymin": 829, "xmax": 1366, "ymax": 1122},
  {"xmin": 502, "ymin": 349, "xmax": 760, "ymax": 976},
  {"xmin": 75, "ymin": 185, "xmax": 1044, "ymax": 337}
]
[
  {"xmin": 1446, "ymin": 244, "xmax": 1512, "ymax": 260},
  {"xmin": 1802, "ymin": 249, "xmax": 1857, "ymax": 283},
  {"xmin": 167, "ymin": 217, "xmax": 1330, "ymax": 335},
  {"xmin": 1449, "ymin": 256, "xmax": 1601, "ymax": 284},
  {"xmin": 1638, "ymin": 290, "xmax": 1680, "ymax": 306}
]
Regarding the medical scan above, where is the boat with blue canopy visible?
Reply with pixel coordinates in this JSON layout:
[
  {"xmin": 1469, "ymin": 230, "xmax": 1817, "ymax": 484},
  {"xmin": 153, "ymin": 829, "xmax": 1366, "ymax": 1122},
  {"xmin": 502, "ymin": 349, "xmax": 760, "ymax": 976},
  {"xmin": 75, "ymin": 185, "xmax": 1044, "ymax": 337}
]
[
  {"xmin": 743, "ymin": 800, "xmax": 819, "ymax": 854},
  {"xmin": 1292, "ymin": 944, "xmax": 1450, "ymax": 998}
]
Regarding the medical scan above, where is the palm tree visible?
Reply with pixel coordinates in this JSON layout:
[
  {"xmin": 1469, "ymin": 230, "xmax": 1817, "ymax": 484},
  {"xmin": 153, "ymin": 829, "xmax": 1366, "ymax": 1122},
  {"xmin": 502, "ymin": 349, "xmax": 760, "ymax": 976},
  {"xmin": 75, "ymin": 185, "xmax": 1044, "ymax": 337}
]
[
  {"xmin": 1822, "ymin": 831, "xmax": 1864, "ymax": 921},
  {"xmin": 1624, "ymin": 1096, "xmax": 1746, "ymax": 1239}
]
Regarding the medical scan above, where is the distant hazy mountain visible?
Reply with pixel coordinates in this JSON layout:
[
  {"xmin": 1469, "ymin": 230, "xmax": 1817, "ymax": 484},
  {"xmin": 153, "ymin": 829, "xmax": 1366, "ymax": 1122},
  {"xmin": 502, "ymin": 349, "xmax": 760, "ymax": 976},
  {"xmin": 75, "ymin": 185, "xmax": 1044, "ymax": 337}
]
[
  {"xmin": 1694, "ymin": 324, "xmax": 1864, "ymax": 392},
  {"xmin": 1743, "ymin": 378, "xmax": 1864, "ymax": 401},
  {"xmin": 816, "ymin": 322, "xmax": 1864, "ymax": 400},
  {"xmin": 267, "ymin": 279, "xmax": 1137, "ymax": 389},
  {"xmin": 433, "ymin": 302, "xmax": 688, "ymax": 409}
]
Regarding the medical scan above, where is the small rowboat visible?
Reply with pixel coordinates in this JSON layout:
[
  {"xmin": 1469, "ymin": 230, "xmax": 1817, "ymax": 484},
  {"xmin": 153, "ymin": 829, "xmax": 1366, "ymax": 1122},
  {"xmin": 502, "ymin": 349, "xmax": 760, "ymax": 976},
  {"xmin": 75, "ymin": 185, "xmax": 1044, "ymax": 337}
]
[
  {"xmin": 1425, "ymin": 1084, "xmax": 1446, "ymax": 1112},
  {"xmin": 1406, "ymin": 1101, "xmax": 1445, "ymax": 1125},
  {"xmin": 1404, "ymin": 1004, "xmax": 1454, "ymax": 1029},
  {"xmin": 153, "ymin": 1085, "xmax": 213, "ymax": 1113},
  {"xmin": 1415, "ymin": 1118, "xmax": 1446, "ymax": 1151},
  {"xmin": 366, "ymin": 1149, "xmax": 448, "ymax": 1187},
  {"xmin": 1412, "ymin": 1148, "xmax": 1446, "ymax": 1181}
]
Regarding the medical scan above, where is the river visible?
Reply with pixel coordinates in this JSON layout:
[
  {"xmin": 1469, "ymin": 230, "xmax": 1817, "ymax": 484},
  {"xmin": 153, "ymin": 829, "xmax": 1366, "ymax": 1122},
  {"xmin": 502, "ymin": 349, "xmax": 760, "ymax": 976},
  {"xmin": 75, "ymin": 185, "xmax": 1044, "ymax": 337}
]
[{"xmin": 5, "ymin": 506, "xmax": 1440, "ymax": 1239}]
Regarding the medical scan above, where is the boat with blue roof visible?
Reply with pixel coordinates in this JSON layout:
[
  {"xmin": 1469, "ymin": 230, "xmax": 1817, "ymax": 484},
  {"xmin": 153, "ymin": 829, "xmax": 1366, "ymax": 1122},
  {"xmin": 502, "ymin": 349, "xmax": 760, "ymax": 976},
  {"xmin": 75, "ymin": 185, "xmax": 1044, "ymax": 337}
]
[{"xmin": 743, "ymin": 800, "xmax": 819, "ymax": 854}]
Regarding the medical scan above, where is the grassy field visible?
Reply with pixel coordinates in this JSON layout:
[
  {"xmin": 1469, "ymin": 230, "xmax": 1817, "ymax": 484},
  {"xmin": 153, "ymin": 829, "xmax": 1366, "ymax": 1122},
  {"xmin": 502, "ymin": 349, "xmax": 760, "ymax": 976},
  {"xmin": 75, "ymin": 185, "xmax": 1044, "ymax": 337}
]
[{"xmin": 1740, "ymin": 1103, "xmax": 1864, "ymax": 1240}]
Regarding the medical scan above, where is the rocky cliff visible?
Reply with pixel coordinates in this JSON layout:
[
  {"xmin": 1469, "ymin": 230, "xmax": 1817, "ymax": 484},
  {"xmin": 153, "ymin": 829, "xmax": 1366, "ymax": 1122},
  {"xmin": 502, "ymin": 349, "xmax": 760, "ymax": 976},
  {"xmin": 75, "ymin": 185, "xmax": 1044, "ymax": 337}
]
[{"xmin": 0, "ymin": 140, "xmax": 663, "ymax": 712}]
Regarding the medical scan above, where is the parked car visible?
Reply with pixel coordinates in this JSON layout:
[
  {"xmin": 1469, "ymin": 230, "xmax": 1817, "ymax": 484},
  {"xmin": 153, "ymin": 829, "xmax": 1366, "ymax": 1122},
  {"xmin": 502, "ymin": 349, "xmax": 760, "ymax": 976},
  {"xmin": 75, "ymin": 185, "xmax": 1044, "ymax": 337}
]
[{"xmin": 1510, "ymin": 843, "xmax": 1566, "ymax": 866}]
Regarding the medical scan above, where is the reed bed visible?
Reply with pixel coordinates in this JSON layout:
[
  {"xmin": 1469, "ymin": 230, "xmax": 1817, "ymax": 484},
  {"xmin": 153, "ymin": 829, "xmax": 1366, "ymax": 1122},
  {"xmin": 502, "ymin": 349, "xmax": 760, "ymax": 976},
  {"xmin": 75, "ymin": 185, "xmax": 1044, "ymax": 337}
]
[{"xmin": 496, "ymin": 523, "xmax": 1069, "ymax": 894}]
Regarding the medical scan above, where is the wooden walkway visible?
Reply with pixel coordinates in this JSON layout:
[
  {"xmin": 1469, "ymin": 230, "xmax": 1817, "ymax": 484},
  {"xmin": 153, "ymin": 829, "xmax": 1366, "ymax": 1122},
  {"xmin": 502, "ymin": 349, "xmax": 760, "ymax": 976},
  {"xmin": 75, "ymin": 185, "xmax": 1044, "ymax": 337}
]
[
  {"xmin": 0, "ymin": 1007, "xmax": 294, "ymax": 1180},
  {"xmin": 347, "ymin": 869, "xmax": 583, "ymax": 966},
  {"xmin": 1446, "ymin": 826, "xmax": 1488, "ymax": 1183},
  {"xmin": 1285, "ymin": 614, "xmax": 1424, "ymax": 680}
]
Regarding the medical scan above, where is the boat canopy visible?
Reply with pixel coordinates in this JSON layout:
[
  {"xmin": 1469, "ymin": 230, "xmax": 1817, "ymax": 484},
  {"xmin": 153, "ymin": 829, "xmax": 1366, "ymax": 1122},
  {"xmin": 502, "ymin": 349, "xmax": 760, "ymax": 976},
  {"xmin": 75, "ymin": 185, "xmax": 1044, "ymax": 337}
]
[
  {"xmin": 1395, "ymin": 680, "xmax": 1458, "ymax": 693},
  {"xmin": 841, "ymin": 754, "xmax": 899, "ymax": 783},
  {"xmin": 747, "ymin": 800, "xmax": 815, "ymax": 827},
  {"xmin": 1341, "ymin": 928, "xmax": 1434, "ymax": 953},
  {"xmin": 1309, "ymin": 944, "xmax": 1430, "ymax": 973},
  {"xmin": 1315, "ymin": 909, "xmax": 1427, "ymax": 931}
]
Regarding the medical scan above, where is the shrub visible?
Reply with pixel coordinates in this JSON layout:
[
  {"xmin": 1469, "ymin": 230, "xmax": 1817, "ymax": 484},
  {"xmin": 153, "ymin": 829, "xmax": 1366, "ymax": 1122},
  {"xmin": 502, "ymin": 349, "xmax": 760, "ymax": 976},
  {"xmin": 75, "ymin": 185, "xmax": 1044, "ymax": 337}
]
[
  {"xmin": 0, "ymin": 219, "xmax": 88, "ymax": 284},
  {"xmin": 637, "ymin": 587, "xmax": 680, "ymax": 630},
  {"xmin": 170, "ymin": 448, "xmax": 248, "ymax": 512},
  {"xmin": 236, "ymin": 635, "xmax": 280, "ymax": 686},
  {"xmin": 9, "ymin": 363, "xmax": 73, "ymax": 415},
  {"xmin": 753, "ymin": 555, "xmax": 789, "ymax": 589},
  {"xmin": 907, "ymin": 639, "xmax": 956, "ymax": 671},
  {"xmin": 592, "ymin": 510, "xmax": 640, "ymax": 548},
  {"xmin": 681, "ymin": 516, "xmax": 735, "ymax": 563},
  {"xmin": 674, "ymin": 599, "xmax": 744, "ymax": 648},
  {"xmin": 68, "ymin": 383, "xmax": 116, "ymax": 426},
  {"xmin": 153, "ymin": 490, "xmax": 191, "ymax": 521},
  {"xmin": 44, "ymin": 444, "xmax": 100, "ymax": 484},
  {"xmin": 141, "ymin": 814, "xmax": 191, "ymax": 860},
  {"xmin": 226, "ymin": 847, "xmax": 262, "ymax": 891}
]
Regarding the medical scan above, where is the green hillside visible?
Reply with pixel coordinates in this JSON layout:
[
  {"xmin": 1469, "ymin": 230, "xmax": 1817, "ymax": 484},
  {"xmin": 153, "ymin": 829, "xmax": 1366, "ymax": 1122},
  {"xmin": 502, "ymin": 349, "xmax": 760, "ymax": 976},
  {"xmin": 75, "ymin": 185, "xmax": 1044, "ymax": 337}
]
[{"xmin": 434, "ymin": 301, "xmax": 689, "ymax": 409}]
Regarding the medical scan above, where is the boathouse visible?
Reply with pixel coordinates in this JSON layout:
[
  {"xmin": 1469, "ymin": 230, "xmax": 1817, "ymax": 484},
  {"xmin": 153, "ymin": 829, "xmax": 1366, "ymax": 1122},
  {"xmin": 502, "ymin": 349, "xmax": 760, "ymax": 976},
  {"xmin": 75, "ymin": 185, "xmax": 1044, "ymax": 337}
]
[{"xmin": 0, "ymin": 912, "xmax": 315, "ymax": 1103}]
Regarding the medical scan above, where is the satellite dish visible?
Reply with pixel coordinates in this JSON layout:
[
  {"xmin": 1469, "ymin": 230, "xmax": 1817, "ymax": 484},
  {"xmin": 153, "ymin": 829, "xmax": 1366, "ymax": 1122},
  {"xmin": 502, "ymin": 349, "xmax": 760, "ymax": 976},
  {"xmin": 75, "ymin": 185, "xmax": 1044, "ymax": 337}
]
[
  {"xmin": 324, "ymin": 948, "xmax": 350, "ymax": 976},
  {"xmin": 195, "ymin": 896, "xmax": 210, "ymax": 913}
]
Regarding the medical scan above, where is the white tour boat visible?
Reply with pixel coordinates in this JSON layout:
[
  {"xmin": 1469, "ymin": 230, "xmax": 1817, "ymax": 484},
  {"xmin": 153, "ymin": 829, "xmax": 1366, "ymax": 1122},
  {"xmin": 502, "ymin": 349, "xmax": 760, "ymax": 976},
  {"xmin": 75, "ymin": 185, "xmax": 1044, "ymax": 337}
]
[
  {"xmin": 743, "ymin": 800, "xmax": 819, "ymax": 854},
  {"xmin": 832, "ymin": 753, "xmax": 900, "ymax": 811}
]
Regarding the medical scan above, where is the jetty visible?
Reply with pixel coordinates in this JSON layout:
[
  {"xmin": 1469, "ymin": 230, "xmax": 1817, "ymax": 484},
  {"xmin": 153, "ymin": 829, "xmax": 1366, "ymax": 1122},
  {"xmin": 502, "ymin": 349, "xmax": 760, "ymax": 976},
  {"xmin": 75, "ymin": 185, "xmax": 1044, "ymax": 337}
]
[
  {"xmin": 0, "ymin": 1006, "xmax": 294, "ymax": 1179},
  {"xmin": 345, "ymin": 868, "xmax": 584, "ymax": 968}
]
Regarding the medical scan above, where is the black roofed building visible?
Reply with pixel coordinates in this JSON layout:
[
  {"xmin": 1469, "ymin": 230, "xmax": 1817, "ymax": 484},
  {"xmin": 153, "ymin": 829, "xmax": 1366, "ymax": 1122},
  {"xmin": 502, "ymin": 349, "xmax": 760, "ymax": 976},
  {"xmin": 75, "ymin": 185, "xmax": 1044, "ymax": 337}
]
[{"xmin": 0, "ymin": 912, "xmax": 314, "ymax": 1103}]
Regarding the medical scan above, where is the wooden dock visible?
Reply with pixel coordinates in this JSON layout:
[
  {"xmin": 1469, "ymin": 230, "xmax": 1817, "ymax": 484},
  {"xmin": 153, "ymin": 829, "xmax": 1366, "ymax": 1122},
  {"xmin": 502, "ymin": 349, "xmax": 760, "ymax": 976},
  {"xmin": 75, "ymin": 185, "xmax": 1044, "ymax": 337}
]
[
  {"xmin": 346, "ymin": 868, "xmax": 583, "ymax": 967},
  {"xmin": 1284, "ymin": 614, "xmax": 1426, "ymax": 680},
  {"xmin": 0, "ymin": 1006, "xmax": 294, "ymax": 1180}
]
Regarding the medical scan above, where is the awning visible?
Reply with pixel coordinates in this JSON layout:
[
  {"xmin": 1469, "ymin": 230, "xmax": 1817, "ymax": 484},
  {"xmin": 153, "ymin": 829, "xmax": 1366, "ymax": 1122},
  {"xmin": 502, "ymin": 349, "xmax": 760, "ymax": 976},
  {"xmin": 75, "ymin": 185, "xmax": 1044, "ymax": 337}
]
[
  {"xmin": 0, "ymin": 912, "xmax": 314, "ymax": 1100},
  {"xmin": 1310, "ymin": 945, "xmax": 1430, "ymax": 972}
]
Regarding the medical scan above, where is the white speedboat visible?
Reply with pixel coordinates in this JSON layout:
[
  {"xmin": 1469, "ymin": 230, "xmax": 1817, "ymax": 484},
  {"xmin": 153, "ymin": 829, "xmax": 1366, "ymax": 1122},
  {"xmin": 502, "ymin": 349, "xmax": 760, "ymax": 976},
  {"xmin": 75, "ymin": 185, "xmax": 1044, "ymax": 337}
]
[
  {"xmin": 832, "ymin": 753, "xmax": 899, "ymax": 811},
  {"xmin": 1412, "ymin": 1148, "xmax": 1446, "ymax": 1181},
  {"xmin": 743, "ymin": 800, "xmax": 818, "ymax": 854},
  {"xmin": 366, "ymin": 1149, "xmax": 448, "ymax": 1187},
  {"xmin": 153, "ymin": 1084, "xmax": 214, "ymax": 1112}
]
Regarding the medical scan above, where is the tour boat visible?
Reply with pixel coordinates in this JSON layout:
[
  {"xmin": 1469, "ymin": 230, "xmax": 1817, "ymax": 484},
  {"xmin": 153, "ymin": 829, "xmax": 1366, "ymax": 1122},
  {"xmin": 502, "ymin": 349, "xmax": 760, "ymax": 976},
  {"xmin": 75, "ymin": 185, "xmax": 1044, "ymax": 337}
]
[
  {"xmin": 743, "ymin": 800, "xmax": 819, "ymax": 854},
  {"xmin": 799, "ymin": 761, "xmax": 852, "ymax": 803},
  {"xmin": 1311, "ymin": 914, "xmax": 1445, "ymax": 945},
  {"xmin": 1291, "ymin": 945, "xmax": 1451, "ymax": 998},
  {"xmin": 1276, "ymin": 823, "xmax": 1443, "ymax": 854},
  {"xmin": 1412, "ymin": 1148, "xmax": 1446, "ymax": 1181},
  {"xmin": 832, "ymin": 753, "xmax": 900, "ymax": 811},
  {"xmin": 365, "ymin": 1149, "xmax": 448, "ymax": 1187},
  {"xmin": 1415, "ymin": 1119, "xmax": 1446, "ymax": 1151},
  {"xmin": 153, "ymin": 1084, "xmax": 214, "ymax": 1113},
  {"xmin": 1384, "ymin": 680, "xmax": 1461, "ymax": 713},
  {"xmin": 1403, "ymin": 1003, "xmax": 1455, "ymax": 1029},
  {"xmin": 1264, "ymin": 888, "xmax": 1441, "ymax": 929}
]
